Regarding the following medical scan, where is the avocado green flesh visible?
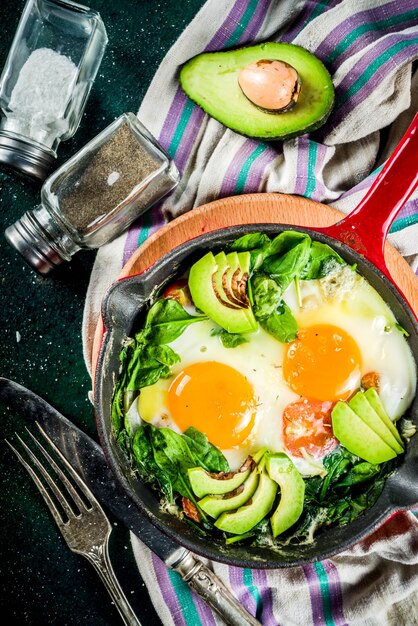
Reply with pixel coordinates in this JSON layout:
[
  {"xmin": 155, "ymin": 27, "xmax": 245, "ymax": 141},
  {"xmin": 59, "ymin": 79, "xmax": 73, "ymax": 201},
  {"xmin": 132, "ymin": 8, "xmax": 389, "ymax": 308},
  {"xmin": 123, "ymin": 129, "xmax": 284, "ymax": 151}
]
[
  {"xmin": 180, "ymin": 43, "xmax": 334, "ymax": 139},
  {"xmin": 188, "ymin": 465, "xmax": 251, "ymax": 498},
  {"xmin": 348, "ymin": 392, "xmax": 404, "ymax": 454},
  {"xmin": 188, "ymin": 251, "xmax": 257, "ymax": 334},
  {"xmin": 214, "ymin": 470, "xmax": 278, "ymax": 535},
  {"xmin": 199, "ymin": 469, "xmax": 259, "ymax": 518},
  {"xmin": 364, "ymin": 388, "xmax": 404, "ymax": 447},
  {"xmin": 332, "ymin": 402, "xmax": 397, "ymax": 464},
  {"xmin": 266, "ymin": 453, "xmax": 305, "ymax": 537}
]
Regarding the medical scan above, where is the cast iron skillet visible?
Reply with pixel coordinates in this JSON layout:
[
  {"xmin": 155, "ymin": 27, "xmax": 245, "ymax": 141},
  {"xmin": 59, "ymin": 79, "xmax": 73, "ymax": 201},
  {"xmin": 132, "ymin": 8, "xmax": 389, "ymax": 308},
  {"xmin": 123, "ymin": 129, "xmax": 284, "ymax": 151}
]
[{"xmin": 95, "ymin": 116, "xmax": 418, "ymax": 568}]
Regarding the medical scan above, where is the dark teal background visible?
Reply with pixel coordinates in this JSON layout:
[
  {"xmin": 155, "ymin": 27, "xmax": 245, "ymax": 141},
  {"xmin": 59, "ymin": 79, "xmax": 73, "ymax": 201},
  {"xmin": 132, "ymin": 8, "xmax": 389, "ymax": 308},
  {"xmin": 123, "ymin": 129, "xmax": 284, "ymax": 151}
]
[{"xmin": 0, "ymin": 1, "xmax": 205, "ymax": 623}]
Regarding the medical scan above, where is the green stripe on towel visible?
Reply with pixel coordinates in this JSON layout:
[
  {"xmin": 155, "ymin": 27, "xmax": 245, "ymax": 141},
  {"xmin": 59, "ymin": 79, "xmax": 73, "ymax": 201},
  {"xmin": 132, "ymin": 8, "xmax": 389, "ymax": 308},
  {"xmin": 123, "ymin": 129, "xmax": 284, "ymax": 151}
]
[
  {"xmin": 313, "ymin": 561, "xmax": 336, "ymax": 626},
  {"xmin": 168, "ymin": 569, "xmax": 204, "ymax": 626},
  {"xmin": 326, "ymin": 9, "xmax": 418, "ymax": 65},
  {"xmin": 337, "ymin": 38, "xmax": 418, "ymax": 108},
  {"xmin": 235, "ymin": 144, "xmax": 268, "ymax": 193}
]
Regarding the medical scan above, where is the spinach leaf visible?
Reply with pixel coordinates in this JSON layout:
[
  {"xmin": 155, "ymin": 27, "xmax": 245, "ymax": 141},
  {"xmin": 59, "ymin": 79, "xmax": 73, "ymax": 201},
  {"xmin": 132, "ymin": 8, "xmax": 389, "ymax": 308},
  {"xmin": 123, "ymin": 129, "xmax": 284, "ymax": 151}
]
[
  {"xmin": 138, "ymin": 299, "xmax": 207, "ymax": 345},
  {"xmin": 300, "ymin": 241, "xmax": 345, "ymax": 280},
  {"xmin": 211, "ymin": 327, "xmax": 249, "ymax": 348},
  {"xmin": 111, "ymin": 342, "xmax": 133, "ymax": 435},
  {"xmin": 250, "ymin": 273, "xmax": 297, "ymax": 342},
  {"xmin": 150, "ymin": 426, "xmax": 198, "ymax": 501},
  {"xmin": 126, "ymin": 344, "xmax": 180, "ymax": 390},
  {"xmin": 264, "ymin": 231, "xmax": 311, "ymax": 258},
  {"xmin": 132, "ymin": 424, "xmax": 173, "ymax": 500},
  {"xmin": 182, "ymin": 427, "xmax": 229, "ymax": 473},
  {"xmin": 261, "ymin": 237, "xmax": 312, "ymax": 292},
  {"xmin": 131, "ymin": 423, "xmax": 229, "ymax": 504},
  {"xmin": 259, "ymin": 301, "xmax": 298, "ymax": 343},
  {"xmin": 335, "ymin": 462, "xmax": 381, "ymax": 487},
  {"xmin": 229, "ymin": 232, "xmax": 272, "ymax": 270},
  {"xmin": 251, "ymin": 272, "xmax": 282, "ymax": 319}
]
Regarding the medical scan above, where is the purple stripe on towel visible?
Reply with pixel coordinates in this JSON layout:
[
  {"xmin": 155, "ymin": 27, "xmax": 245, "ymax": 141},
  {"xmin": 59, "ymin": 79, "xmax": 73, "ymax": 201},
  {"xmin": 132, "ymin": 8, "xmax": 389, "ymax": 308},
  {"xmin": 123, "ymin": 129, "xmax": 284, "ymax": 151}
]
[
  {"xmin": 159, "ymin": 87, "xmax": 190, "ymax": 153},
  {"xmin": 303, "ymin": 564, "xmax": 326, "ymax": 626},
  {"xmin": 122, "ymin": 216, "xmax": 144, "ymax": 266},
  {"xmin": 315, "ymin": 0, "xmax": 418, "ymax": 66},
  {"xmin": 206, "ymin": 0, "xmax": 251, "ymax": 51},
  {"xmin": 173, "ymin": 106, "xmax": 206, "ymax": 173},
  {"xmin": 398, "ymin": 196, "xmax": 418, "ymax": 221},
  {"xmin": 238, "ymin": 0, "xmax": 271, "ymax": 45},
  {"xmin": 192, "ymin": 590, "xmax": 218, "ymax": 626},
  {"xmin": 220, "ymin": 140, "xmax": 260, "ymax": 196},
  {"xmin": 243, "ymin": 145, "xmax": 279, "ymax": 193},
  {"xmin": 331, "ymin": 32, "xmax": 418, "ymax": 128},
  {"xmin": 151, "ymin": 553, "xmax": 188, "ymax": 626},
  {"xmin": 322, "ymin": 560, "xmax": 347, "ymax": 625},
  {"xmin": 281, "ymin": 0, "xmax": 341, "ymax": 43},
  {"xmin": 251, "ymin": 568, "xmax": 278, "ymax": 626},
  {"xmin": 228, "ymin": 566, "xmax": 257, "ymax": 617}
]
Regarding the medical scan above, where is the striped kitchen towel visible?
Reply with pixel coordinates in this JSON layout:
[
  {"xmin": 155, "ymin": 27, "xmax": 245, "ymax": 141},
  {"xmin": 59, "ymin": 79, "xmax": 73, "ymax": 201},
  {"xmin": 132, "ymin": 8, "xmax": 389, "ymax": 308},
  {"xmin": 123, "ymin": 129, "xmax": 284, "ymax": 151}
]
[{"xmin": 82, "ymin": 1, "xmax": 418, "ymax": 624}]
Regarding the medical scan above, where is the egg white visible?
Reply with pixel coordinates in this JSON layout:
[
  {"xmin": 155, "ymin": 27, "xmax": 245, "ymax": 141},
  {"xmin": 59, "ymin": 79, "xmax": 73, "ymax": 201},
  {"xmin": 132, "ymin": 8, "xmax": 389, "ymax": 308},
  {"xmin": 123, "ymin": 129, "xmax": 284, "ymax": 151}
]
[
  {"xmin": 283, "ymin": 266, "xmax": 416, "ymax": 420},
  {"xmin": 135, "ymin": 264, "xmax": 416, "ymax": 476},
  {"xmin": 138, "ymin": 319, "xmax": 301, "ymax": 471}
]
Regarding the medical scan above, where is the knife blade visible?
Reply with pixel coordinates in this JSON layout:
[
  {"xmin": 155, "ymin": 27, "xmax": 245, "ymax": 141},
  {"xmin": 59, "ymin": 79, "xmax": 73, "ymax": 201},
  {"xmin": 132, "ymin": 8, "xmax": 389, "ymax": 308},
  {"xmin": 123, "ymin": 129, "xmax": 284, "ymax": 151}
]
[{"xmin": 0, "ymin": 377, "xmax": 261, "ymax": 626}]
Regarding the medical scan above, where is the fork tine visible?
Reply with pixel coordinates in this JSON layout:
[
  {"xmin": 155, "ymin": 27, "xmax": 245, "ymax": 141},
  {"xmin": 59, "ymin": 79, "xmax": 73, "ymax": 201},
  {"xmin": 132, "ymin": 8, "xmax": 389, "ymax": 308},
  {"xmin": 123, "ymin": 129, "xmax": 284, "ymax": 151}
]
[
  {"xmin": 34, "ymin": 421, "xmax": 105, "ymax": 514},
  {"xmin": 6, "ymin": 439, "xmax": 66, "ymax": 530},
  {"xmin": 12, "ymin": 433, "xmax": 76, "ymax": 520},
  {"xmin": 25, "ymin": 425, "xmax": 88, "ymax": 513}
]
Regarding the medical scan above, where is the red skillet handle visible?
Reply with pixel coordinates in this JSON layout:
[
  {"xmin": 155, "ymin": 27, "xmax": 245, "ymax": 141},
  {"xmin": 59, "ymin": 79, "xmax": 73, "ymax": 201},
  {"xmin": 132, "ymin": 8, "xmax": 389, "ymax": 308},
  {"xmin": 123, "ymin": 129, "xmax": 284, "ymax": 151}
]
[{"xmin": 318, "ymin": 113, "xmax": 418, "ymax": 277}]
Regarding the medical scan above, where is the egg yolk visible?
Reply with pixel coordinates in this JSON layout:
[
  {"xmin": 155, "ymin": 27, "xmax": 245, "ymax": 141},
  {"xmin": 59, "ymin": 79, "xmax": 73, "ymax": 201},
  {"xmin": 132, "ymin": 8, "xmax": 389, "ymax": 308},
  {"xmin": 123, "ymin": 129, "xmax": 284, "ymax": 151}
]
[
  {"xmin": 167, "ymin": 361, "xmax": 257, "ymax": 449},
  {"xmin": 283, "ymin": 324, "xmax": 362, "ymax": 401}
]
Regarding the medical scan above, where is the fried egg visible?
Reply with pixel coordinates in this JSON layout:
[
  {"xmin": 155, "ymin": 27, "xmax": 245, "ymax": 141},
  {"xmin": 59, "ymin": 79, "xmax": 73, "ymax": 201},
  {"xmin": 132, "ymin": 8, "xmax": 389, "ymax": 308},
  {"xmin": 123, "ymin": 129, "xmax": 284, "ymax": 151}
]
[{"xmin": 135, "ymin": 264, "xmax": 416, "ymax": 475}]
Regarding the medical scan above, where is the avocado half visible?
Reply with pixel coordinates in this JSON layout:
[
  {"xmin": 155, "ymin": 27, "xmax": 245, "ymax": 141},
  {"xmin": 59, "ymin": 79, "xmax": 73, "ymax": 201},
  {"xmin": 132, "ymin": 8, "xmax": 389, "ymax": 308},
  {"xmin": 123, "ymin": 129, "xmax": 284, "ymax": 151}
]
[{"xmin": 179, "ymin": 42, "xmax": 334, "ymax": 140}]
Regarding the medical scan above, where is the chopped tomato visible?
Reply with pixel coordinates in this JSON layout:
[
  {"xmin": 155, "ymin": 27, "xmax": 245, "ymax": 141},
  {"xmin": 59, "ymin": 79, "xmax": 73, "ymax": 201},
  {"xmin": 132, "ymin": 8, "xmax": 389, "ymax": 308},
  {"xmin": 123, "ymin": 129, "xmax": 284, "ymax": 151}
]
[
  {"xmin": 162, "ymin": 279, "xmax": 192, "ymax": 306},
  {"xmin": 283, "ymin": 399, "xmax": 338, "ymax": 459},
  {"xmin": 361, "ymin": 371, "xmax": 380, "ymax": 392}
]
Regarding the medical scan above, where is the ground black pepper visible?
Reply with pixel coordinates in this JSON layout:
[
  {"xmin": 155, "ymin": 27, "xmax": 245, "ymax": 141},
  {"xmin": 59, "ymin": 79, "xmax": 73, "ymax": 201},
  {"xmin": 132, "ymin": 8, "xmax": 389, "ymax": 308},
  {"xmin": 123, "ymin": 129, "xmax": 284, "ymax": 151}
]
[{"xmin": 61, "ymin": 122, "xmax": 160, "ymax": 232}]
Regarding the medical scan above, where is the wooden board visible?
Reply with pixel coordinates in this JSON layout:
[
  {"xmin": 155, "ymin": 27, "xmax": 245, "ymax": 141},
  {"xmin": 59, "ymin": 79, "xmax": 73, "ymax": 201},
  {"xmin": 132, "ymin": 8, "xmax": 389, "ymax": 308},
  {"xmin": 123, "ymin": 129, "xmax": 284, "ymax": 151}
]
[{"xmin": 91, "ymin": 193, "xmax": 418, "ymax": 374}]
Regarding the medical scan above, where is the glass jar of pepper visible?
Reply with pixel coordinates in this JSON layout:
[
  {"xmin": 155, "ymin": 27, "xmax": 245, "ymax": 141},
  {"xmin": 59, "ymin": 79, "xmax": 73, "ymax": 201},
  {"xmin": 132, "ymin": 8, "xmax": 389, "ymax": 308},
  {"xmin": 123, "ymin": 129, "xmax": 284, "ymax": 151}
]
[{"xmin": 5, "ymin": 112, "xmax": 180, "ymax": 274}]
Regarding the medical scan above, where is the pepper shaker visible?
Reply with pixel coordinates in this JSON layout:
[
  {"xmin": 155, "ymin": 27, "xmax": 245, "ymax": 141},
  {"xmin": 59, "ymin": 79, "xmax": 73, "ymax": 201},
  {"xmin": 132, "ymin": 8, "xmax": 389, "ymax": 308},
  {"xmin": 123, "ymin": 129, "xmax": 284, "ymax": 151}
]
[
  {"xmin": 5, "ymin": 113, "xmax": 180, "ymax": 273},
  {"xmin": 0, "ymin": 0, "xmax": 107, "ymax": 180}
]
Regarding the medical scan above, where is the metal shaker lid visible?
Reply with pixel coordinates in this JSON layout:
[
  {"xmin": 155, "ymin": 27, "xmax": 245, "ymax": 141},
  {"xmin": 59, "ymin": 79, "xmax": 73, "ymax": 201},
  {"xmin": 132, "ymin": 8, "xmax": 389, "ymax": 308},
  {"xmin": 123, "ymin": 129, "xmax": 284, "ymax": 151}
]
[{"xmin": 0, "ymin": 133, "xmax": 55, "ymax": 180}]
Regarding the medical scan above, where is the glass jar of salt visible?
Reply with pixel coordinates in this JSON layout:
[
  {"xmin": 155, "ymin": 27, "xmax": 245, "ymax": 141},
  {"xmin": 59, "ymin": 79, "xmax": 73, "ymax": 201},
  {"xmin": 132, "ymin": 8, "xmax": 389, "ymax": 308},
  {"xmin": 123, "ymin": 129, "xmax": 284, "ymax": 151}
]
[
  {"xmin": 5, "ymin": 112, "xmax": 180, "ymax": 273},
  {"xmin": 0, "ymin": 0, "xmax": 107, "ymax": 180}
]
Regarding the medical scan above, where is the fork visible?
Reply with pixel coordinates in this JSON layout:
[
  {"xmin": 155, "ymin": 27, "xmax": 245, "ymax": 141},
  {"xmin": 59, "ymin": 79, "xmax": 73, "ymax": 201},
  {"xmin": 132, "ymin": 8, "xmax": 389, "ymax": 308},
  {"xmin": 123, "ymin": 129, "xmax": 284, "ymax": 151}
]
[{"xmin": 6, "ymin": 423, "xmax": 142, "ymax": 626}]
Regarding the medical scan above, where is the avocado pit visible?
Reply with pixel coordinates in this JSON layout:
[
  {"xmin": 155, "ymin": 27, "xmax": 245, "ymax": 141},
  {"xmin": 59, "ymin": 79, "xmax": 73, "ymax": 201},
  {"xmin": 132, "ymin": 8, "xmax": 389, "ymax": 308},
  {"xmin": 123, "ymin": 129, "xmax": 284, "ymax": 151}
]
[{"xmin": 238, "ymin": 59, "xmax": 301, "ymax": 112}]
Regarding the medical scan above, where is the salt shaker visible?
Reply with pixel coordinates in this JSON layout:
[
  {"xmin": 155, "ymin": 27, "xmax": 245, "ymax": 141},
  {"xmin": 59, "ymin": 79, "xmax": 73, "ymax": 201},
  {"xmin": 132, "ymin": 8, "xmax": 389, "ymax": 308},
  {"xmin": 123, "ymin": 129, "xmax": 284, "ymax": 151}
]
[
  {"xmin": 5, "ymin": 113, "xmax": 180, "ymax": 274},
  {"xmin": 0, "ymin": 0, "xmax": 107, "ymax": 180}
]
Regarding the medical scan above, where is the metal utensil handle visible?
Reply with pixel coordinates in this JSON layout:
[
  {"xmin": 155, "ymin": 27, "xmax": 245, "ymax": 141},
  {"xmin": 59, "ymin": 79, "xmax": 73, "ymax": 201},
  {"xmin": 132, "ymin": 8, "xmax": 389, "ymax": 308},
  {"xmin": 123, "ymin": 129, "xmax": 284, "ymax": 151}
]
[
  {"xmin": 85, "ymin": 536, "xmax": 142, "ymax": 626},
  {"xmin": 174, "ymin": 552, "xmax": 261, "ymax": 626}
]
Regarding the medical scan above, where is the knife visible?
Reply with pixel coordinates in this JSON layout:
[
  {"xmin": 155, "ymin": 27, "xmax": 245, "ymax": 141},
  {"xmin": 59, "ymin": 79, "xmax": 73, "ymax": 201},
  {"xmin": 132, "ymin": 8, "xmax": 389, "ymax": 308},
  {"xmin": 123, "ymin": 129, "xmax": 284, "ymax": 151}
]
[{"xmin": 0, "ymin": 377, "xmax": 261, "ymax": 626}]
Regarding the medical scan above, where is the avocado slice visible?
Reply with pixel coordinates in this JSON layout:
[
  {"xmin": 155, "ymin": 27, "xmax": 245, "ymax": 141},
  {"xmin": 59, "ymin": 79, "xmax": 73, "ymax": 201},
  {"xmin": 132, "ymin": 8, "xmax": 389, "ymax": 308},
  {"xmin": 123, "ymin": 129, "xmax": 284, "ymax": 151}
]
[
  {"xmin": 348, "ymin": 392, "xmax": 404, "ymax": 454},
  {"xmin": 188, "ymin": 251, "xmax": 257, "ymax": 334},
  {"xmin": 212, "ymin": 252, "xmax": 241, "ymax": 310},
  {"xmin": 221, "ymin": 252, "xmax": 250, "ymax": 308},
  {"xmin": 180, "ymin": 43, "xmax": 334, "ymax": 140},
  {"xmin": 364, "ymin": 388, "xmax": 403, "ymax": 447},
  {"xmin": 188, "ymin": 457, "xmax": 253, "ymax": 498},
  {"xmin": 199, "ymin": 467, "xmax": 259, "ymax": 518},
  {"xmin": 214, "ymin": 468, "xmax": 278, "ymax": 535},
  {"xmin": 332, "ymin": 402, "xmax": 397, "ymax": 464},
  {"xmin": 266, "ymin": 453, "xmax": 305, "ymax": 538}
]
